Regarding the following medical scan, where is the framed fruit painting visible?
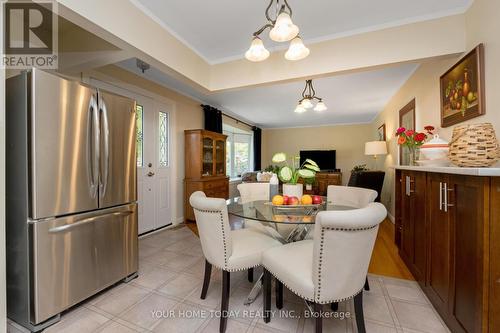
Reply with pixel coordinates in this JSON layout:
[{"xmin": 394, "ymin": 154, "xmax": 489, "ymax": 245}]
[{"xmin": 440, "ymin": 43, "xmax": 485, "ymax": 127}]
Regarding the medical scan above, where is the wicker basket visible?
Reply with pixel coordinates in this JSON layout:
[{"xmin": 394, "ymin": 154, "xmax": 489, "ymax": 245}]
[{"xmin": 448, "ymin": 123, "xmax": 500, "ymax": 167}]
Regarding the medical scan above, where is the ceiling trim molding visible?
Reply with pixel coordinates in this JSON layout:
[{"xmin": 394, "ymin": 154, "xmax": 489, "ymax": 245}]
[
  {"xmin": 131, "ymin": 0, "xmax": 474, "ymax": 65},
  {"xmin": 129, "ymin": 0, "xmax": 213, "ymax": 65}
]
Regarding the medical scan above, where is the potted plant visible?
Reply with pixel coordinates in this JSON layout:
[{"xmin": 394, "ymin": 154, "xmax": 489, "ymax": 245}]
[
  {"xmin": 396, "ymin": 126, "xmax": 431, "ymax": 166},
  {"xmin": 271, "ymin": 152, "xmax": 319, "ymax": 198},
  {"xmin": 303, "ymin": 176, "xmax": 315, "ymax": 191}
]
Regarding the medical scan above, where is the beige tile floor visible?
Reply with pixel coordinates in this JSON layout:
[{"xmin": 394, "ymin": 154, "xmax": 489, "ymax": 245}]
[{"xmin": 8, "ymin": 225, "xmax": 450, "ymax": 333}]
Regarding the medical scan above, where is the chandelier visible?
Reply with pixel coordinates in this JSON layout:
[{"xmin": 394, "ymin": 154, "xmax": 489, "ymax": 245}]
[
  {"xmin": 294, "ymin": 80, "xmax": 327, "ymax": 113},
  {"xmin": 245, "ymin": 0, "xmax": 309, "ymax": 62}
]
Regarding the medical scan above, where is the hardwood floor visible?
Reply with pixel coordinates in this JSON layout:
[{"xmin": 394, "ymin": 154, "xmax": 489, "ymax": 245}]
[
  {"xmin": 368, "ymin": 219, "xmax": 414, "ymax": 280},
  {"xmin": 185, "ymin": 217, "xmax": 415, "ymax": 281}
]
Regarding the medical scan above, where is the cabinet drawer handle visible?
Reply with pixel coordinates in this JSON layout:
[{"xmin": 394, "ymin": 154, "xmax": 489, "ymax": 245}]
[{"xmin": 439, "ymin": 182, "xmax": 443, "ymax": 211}]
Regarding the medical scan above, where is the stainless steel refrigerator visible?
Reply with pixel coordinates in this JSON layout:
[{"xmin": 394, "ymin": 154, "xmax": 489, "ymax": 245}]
[{"xmin": 6, "ymin": 68, "xmax": 138, "ymax": 332}]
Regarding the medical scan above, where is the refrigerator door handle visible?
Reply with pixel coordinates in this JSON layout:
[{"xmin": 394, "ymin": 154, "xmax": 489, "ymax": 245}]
[
  {"xmin": 87, "ymin": 95, "xmax": 99, "ymax": 198},
  {"xmin": 99, "ymin": 97, "xmax": 110, "ymax": 198},
  {"xmin": 48, "ymin": 210, "xmax": 134, "ymax": 233}
]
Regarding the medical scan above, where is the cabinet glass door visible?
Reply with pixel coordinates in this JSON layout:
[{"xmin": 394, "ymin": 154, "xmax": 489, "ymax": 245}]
[
  {"xmin": 202, "ymin": 137, "xmax": 214, "ymax": 176},
  {"xmin": 215, "ymin": 139, "xmax": 225, "ymax": 176}
]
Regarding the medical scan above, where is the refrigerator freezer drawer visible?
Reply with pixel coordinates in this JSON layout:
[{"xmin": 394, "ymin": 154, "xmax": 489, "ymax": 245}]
[{"xmin": 30, "ymin": 203, "xmax": 138, "ymax": 324}]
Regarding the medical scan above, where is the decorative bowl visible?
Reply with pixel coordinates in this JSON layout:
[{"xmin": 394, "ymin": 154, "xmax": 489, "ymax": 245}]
[{"xmin": 419, "ymin": 134, "xmax": 449, "ymax": 160}]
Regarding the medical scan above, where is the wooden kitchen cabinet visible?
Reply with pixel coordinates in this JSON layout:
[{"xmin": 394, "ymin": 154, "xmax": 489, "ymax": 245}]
[
  {"xmin": 490, "ymin": 178, "xmax": 500, "ymax": 333},
  {"xmin": 396, "ymin": 168, "xmax": 495, "ymax": 333},
  {"xmin": 426, "ymin": 173, "xmax": 453, "ymax": 314},
  {"xmin": 399, "ymin": 170, "xmax": 427, "ymax": 283}
]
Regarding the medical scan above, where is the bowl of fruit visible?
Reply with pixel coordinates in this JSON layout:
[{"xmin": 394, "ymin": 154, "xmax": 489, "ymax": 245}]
[{"xmin": 271, "ymin": 194, "xmax": 323, "ymax": 206}]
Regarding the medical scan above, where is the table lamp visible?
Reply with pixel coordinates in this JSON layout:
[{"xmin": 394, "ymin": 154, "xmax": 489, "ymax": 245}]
[{"xmin": 365, "ymin": 141, "xmax": 387, "ymax": 169}]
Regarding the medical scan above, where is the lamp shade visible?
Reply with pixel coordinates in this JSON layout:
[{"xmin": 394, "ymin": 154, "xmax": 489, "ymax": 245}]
[
  {"xmin": 269, "ymin": 12, "xmax": 299, "ymax": 42},
  {"xmin": 245, "ymin": 37, "xmax": 270, "ymax": 62},
  {"xmin": 285, "ymin": 36, "xmax": 310, "ymax": 61},
  {"xmin": 365, "ymin": 141, "xmax": 387, "ymax": 156}
]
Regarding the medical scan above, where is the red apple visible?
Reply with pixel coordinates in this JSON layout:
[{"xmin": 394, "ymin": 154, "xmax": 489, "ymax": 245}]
[
  {"xmin": 282, "ymin": 195, "xmax": 290, "ymax": 205},
  {"xmin": 312, "ymin": 195, "xmax": 323, "ymax": 204},
  {"xmin": 288, "ymin": 196, "xmax": 299, "ymax": 205}
]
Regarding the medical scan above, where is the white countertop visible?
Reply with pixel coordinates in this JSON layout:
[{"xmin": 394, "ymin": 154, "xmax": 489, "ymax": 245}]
[{"xmin": 392, "ymin": 165, "xmax": 500, "ymax": 176}]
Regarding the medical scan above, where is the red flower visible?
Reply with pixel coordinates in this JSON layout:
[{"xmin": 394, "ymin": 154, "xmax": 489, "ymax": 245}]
[
  {"xmin": 424, "ymin": 125, "xmax": 435, "ymax": 135},
  {"xmin": 396, "ymin": 127, "xmax": 406, "ymax": 135},
  {"xmin": 398, "ymin": 136, "xmax": 407, "ymax": 145},
  {"xmin": 424, "ymin": 125, "xmax": 435, "ymax": 131},
  {"xmin": 405, "ymin": 130, "xmax": 415, "ymax": 136},
  {"xmin": 414, "ymin": 133, "xmax": 427, "ymax": 142}
]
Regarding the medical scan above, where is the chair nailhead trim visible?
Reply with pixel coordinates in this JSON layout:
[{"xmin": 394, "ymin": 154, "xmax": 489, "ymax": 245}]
[
  {"xmin": 314, "ymin": 224, "xmax": 376, "ymax": 302},
  {"xmin": 195, "ymin": 208, "xmax": 261, "ymax": 272}
]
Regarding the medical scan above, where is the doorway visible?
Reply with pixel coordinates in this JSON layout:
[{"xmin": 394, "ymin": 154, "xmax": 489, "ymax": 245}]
[{"xmin": 136, "ymin": 99, "xmax": 172, "ymax": 234}]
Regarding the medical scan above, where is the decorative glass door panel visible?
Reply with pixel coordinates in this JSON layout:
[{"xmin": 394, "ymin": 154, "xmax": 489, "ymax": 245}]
[
  {"xmin": 215, "ymin": 140, "xmax": 225, "ymax": 176},
  {"xmin": 202, "ymin": 137, "xmax": 214, "ymax": 176}
]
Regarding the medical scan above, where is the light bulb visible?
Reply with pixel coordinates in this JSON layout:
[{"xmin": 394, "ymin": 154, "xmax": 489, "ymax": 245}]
[
  {"xmin": 301, "ymin": 98, "xmax": 313, "ymax": 109},
  {"xmin": 294, "ymin": 104, "xmax": 306, "ymax": 113},
  {"xmin": 314, "ymin": 101, "xmax": 327, "ymax": 111},
  {"xmin": 269, "ymin": 12, "xmax": 299, "ymax": 42},
  {"xmin": 245, "ymin": 37, "xmax": 270, "ymax": 62},
  {"xmin": 285, "ymin": 36, "xmax": 310, "ymax": 61}
]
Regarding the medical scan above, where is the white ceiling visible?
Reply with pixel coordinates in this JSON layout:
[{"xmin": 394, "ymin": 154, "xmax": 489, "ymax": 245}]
[
  {"xmin": 117, "ymin": 58, "xmax": 418, "ymax": 128},
  {"xmin": 131, "ymin": 0, "xmax": 471, "ymax": 64}
]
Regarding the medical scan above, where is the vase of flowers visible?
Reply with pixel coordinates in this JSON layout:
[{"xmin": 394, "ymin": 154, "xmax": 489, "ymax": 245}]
[
  {"xmin": 396, "ymin": 126, "xmax": 434, "ymax": 166},
  {"xmin": 271, "ymin": 152, "xmax": 319, "ymax": 198}
]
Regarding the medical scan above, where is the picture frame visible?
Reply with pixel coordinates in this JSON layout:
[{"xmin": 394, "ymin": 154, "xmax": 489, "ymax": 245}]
[
  {"xmin": 377, "ymin": 124, "xmax": 386, "ymax": 141},
  {"xmin": 399, "ymin": 99, "xmax": 416, "ymax": 166},
  {"xmin": 440, "ymin": 43, "xmax": 485, "ymax": 127}
]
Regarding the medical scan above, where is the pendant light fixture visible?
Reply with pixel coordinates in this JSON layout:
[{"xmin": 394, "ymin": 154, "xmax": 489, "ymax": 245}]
[
  {"xmin": 245, "ymin": 0, "xmax": 309, "ymax": 62},
  {"xmin": 294, "ymin": 80, "xmax": 328, "ymax": 113}
]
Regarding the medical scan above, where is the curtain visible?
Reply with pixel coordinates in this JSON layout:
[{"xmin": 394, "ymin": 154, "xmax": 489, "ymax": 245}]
[
  {"xmin": 253, "ymin": 126, "xmax": 262, "ymax": 171},
  {"xmin": 202, "ymin": 105, "xmax": 223, "ymax": 133}
]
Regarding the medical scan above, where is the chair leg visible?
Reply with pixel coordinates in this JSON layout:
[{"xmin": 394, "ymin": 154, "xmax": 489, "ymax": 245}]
[
  {"xmin": 200, "ymin": 260, "xmax": 212, "ymax": 299},
  {"xmin": 314, "ymin": 303, "xmax": 323, "ymax": 333},
  {"xmin": 330, "ymin": 302, "xmax": 338, "ymax": 311},
  {"xmin": 354, "ymin": 292, "xmax": 366, "ymax": 333},
  {"xmin": 248, "ymin": 268, "xmax": 254, "ymax": 282},
  {"xmin": 364, "ymin": 277, "xmax": 370, "ymax": 291},
  {"xmin": 220, "ymin": 271, "xmax": 230, "ymax": 333},
  {"xmin": 275, "ymin": 278, "xmax": 283, "ymax": 309},
  {"xmin": 263, "ymin": 268, "xmax": 272, "ymax": 323}
]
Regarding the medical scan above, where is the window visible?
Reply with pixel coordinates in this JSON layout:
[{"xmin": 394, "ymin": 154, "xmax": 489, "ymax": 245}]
[
  {"xmin": 158, "ymin": 111, "xmax": 169, "ymax": 167},
  {"xmin": 223, "ymin": 124, "xmax": 253, "ymax": 179},
  {"xmin": 136, "ymin": 105, "xmax": 144, "ymax": 167}
]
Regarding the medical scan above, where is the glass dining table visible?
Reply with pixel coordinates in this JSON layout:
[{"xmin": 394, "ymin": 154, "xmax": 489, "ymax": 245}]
[{"xmin": 226, "ymin": 197, "xmax": 356, "ymax": 304}]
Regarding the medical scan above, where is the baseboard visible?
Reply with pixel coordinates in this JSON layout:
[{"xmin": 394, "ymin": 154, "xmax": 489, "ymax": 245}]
[
  {"xmin": 175, "ymin": 216, "xmax": 185, "ymax": 225},
  {"xmin": 387, "ymin": 212, "xmax": 395, "ymax": 223}
]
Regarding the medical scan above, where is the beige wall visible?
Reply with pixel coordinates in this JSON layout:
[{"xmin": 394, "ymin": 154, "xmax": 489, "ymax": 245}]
[
  {"xmin": 90, "ymin": 65, "xmax": 204, "ymax": 224},
  {"xmin": 262, "ymin": 124, "xmax": 374, "ymax": 185},
  {"xmin": 370, "ymin": 0, "xmax": 500, "ymax": 217}
]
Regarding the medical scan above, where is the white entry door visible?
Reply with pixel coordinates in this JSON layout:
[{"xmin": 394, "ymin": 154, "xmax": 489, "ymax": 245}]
[{"xmin": 136, "ymin": 99, "xmax": 172, "ymax": 234}]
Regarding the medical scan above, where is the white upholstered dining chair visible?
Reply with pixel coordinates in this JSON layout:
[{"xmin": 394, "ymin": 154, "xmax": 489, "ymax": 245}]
[
  {"xmin": 189, "ymin": 191, "xmax": 282, "ymax": 333},
  {"xmin": 261, "ymin": 202, "xmax": 387, "ymax": 333},
  {"xmin": 327, "ymin": 185, "xmax": 378, "ymax": 208}
]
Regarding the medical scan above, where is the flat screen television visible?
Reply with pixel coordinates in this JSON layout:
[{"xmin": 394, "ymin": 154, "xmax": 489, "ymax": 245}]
[{"xmin": 299, "ymin": 150, "xmax": 336, "ymax": 171}]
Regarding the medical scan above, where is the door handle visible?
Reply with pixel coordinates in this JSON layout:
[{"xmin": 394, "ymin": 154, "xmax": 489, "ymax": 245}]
[
  {"xmin": 147, "ymin": 171, "xmax": 155, "ymax": 177},
  {"xmin": 87, "ymin": 95, "xmax": 101, "ymax": 198},
  {"xmin": 87, "ymin": 95, "xmax": 99, "ymax": 198},
  {"xmin": 99, "ymin": 97, "xmax": 110, "ymax": 198},
  {"xmin": 49, "ymin": 210, "xmax": 134, "ymax": 233},
  {"xmin": 444, "ymin": 183, "xmax": 454, "ymax": 212},
  {"xmin": 439, "ymin": 182, "xmax": 443, "ymax": 211}
]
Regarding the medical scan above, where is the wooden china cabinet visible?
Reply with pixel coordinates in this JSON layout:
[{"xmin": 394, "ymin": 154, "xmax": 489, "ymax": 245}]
[
  {"xmin": 395, "ymin": 167, "xmax": 499, "ymax": 333},
  {"xmin": 184, "ymin": 129, "xmax": 229, "ymax": 222}
]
